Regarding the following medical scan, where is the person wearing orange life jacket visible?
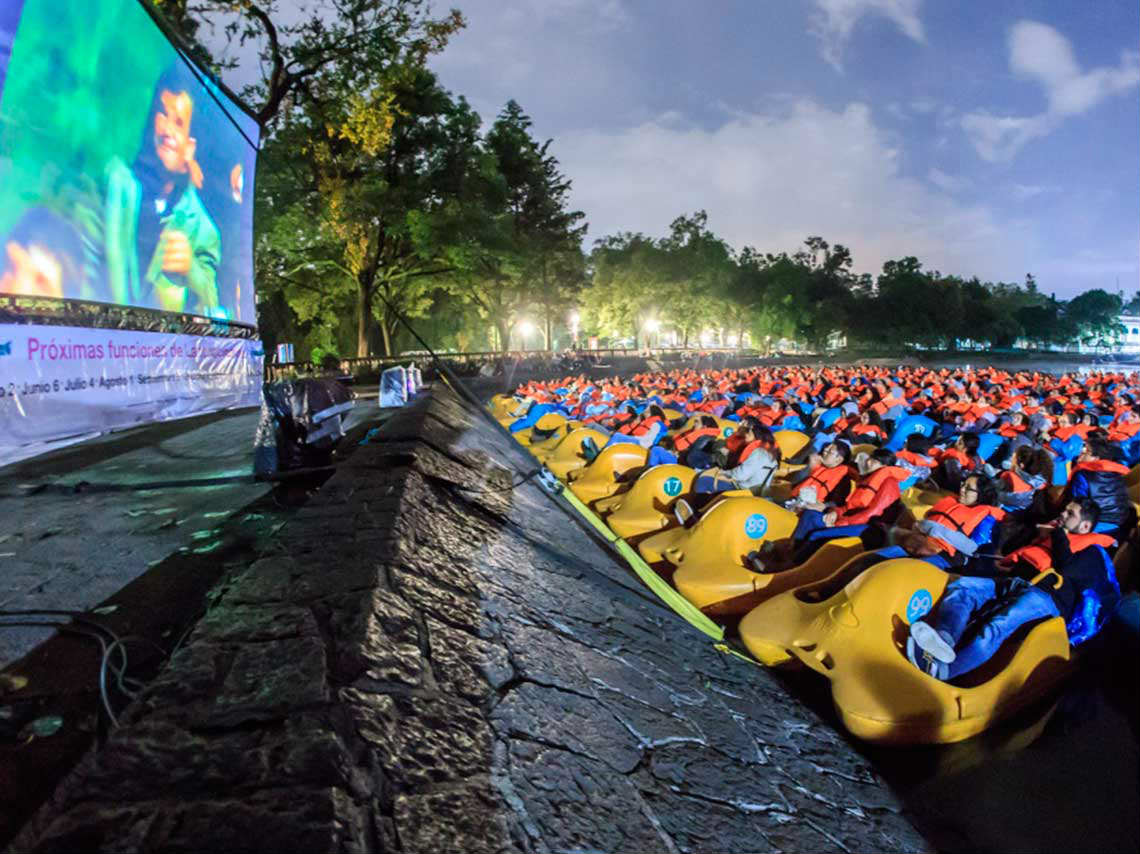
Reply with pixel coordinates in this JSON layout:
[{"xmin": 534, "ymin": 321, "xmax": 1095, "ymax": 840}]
[
  {"xmin": 931, "ymin": 433, "xmax": 984, "ymax": 491},
  {"xmin": 997, "ymin": 445, "xmax": 1053, "ymax": 511},
  {"xmin": 685, "ymin": 419, "xmax": 781, "ymax": 505},
  {"xmin": 906, "ymin": 497, "xmax": 1120, "ymax": 680},
  {"xmin": 786, "ymin": 441, "xmax": 854, "ymax": 509},
  {"xmin": 845, "ymin": 409, "xmax": 887, "ymax": 445},
  {"xmin": 758, "ymin": 449, "xmax": 909, "ymax": 570},
  {"xmin": 1106, "ymin": 405, "xmax": 1140, "ymax": 442},
  {"xmin": 775, "ymin": 446, "xmax": 907, "ymax": 558},
  {"xmin": 647, "ymin": 415, "xmax": 722, "ymax": 468},
  {"xmin": 894, "ymin": 434, "xmax": 937, "ymax": 489},
  {"xmin": 893, "ymin": 474, "xmax": 1005, "ymax": 569}
]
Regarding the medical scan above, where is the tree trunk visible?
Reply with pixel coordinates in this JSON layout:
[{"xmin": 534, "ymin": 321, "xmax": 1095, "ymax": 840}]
[
  {"xmin": 379, "ymin": 312, "xmax": 393, "ymax": 357},
  {"xmin": 545, "ymin": 313, "xmax": 553, "ymax": 352},
  {"xmin": 357, "ymin": 280, "xmax": 373, "ymax": 358},
  {"xmin": 497, "ymin": 319, "xmax": 511, "ymax": 353}
]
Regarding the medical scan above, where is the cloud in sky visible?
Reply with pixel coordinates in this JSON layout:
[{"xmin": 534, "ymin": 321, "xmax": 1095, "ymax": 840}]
[
  {"xmin": 962, "ymin": 20, "xmax": 1140, "ymax": 161},
  {"xmin": 555, "ymin": 99, "xmax": 1026, "ymax": 282},
  {"xmin": 928, "ymin": 168, "xmax": 972, "ymax": 194},
  {"xmin": 809, "ymin": 0, "xmax": 925, "ymax": 71}
]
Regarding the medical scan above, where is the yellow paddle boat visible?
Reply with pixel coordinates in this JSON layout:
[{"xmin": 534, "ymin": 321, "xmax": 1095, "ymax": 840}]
[
  {"xmin": 543, "ymin": 428, "xmax": 611, "ymax": 479},
  {"xmin": 597, "ymin": 464, "xmax": 699, "ymax": 540},
  {"xmin": 567, "ymin": 443, "xmax": 650, "ymax": 505},
  {"xmin": 738, "ymin": 558, "xmax": 1073, "ymax": 745},
  {"xmin": 674, "ymin": 536, "xmax": 867, "ymax": 617},
  {"xmin": 637, "ymin": 495, "xmax": 797, "ymax": 572}
]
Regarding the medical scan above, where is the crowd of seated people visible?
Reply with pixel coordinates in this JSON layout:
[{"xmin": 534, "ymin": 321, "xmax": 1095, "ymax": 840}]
[{"xmin": 506, "ymin": 363, "xmax": 1140, "ymax": 681}]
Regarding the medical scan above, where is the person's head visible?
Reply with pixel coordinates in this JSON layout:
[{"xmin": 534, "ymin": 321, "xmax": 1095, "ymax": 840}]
[
  {"xmin": 904, "ymin": 433, "xmax": 934, "ymax": 455},
  {"xmin": 1059, "ymin": 498, "xmax": 1099, "ymax": 534},
  {"xmin": 955, "ymin": 433, "xmax": 981, "ymax": 456},
  {"xmin": 1009, "ymin": 411, "xmax": 1027, "ymax": 427},
  {"xmin": 739, "ymin": 415, "xmax": 762, "ymax": 438},
  {"xmin": 1057, "ymin": 411, "xmax": 1074, "ymax": 428},
  {"xmin": 959, "ymin": 474, "xmax": 997, "ymax": 507},
  {"xmin": 858, "ymin": 410, "xmax": 871, "ymax": 424},
  {"xmin": 1079, "ymin": 433, "xmax": 1114, "ymax": 464},
  {"xmin": 1014, "ymin": 446, "xmax": 1053, "ymax": 480},
  {"xmin": 821, "ymin": 441, "xmax": 851, "ymax": 467},
  {"xmin": 859, "ymin": 448, "xmax": 896, "ymax": 475},
  {"xmin": 699, "ymin": 415, "xmax": 718, "ymax": 430},
  {"xmin": 136, "ymin": 64, "xmax": 205, "ymax": 192},
  {"xmin": 750, "ymin": 420, "xmax": 775, "ymax": 446}
]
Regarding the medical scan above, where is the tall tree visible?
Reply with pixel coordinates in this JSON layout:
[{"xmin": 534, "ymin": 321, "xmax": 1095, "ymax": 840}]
[
  {"xmin": 151, "ymin": 0, "xmax": 464, "ymax": 126},
  {"xmin": 449, "ymin": 101, "xmax": 585, "ymax": 351}
]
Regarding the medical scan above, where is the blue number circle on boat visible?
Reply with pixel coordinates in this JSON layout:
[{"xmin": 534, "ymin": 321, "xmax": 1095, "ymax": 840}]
[
  {"xmin": 906, "ymin": 588, "xmax": 934, "ymax": 623},
  {"xmin": 723, "ymin": 427, "xmax": 734, "ymax": 437},
  {"xmin": 663, "ymin": 476, "xmax": 683, "ymax": 497},
  {"xmin": 744, "ymin": 513, "xmax": 768, "ymax": 539}
]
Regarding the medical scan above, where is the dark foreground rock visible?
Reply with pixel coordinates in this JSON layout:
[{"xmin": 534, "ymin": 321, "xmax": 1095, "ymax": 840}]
[{"xmin": 11, "ymin": 386, "xmax": 929, "ymax": 853}]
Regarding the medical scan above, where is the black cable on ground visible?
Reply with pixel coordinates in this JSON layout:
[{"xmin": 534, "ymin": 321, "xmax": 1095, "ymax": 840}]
[{"xmin": 0, "ymin": 610, "xmax": 169, "ymax": 730}]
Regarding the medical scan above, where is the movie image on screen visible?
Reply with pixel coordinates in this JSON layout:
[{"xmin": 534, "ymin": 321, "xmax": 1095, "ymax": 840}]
[{"xmin": 0, "ymin": 0, "xmax": 260, "ymax": 324}]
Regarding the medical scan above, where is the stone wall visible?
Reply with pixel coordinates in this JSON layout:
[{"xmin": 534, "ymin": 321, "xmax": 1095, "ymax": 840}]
[{"xmin": 12, "ymin": 386, "xmax": 928, "ymax": 853}]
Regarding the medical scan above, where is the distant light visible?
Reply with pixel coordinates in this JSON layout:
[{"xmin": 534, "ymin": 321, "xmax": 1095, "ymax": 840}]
[
  {"xmin": 519, "ymin": 320, "xmax": 535, "ymax": 337},
  {"xmin": 645, "ymin": 318, "xmax": 660, "ymax": 333},
  {"xmin": 568, "ymin": 311, "xmax": 580, "ymax": 325}
]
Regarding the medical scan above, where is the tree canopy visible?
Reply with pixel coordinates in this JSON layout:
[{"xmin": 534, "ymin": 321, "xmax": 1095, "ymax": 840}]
[{"xmin": 151, "ymin": 0, "xmax": 1136, "ymax": 362}]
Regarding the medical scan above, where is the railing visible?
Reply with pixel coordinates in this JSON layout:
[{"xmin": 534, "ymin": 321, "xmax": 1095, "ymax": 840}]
[{"xmin": 264, "ymin": 346, "xmax": 766, "ymax": 382}]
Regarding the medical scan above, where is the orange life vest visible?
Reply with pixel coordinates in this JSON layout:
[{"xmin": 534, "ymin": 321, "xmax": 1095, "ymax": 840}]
[
  {"xmin": 937, "ymin": 447, "xmax": 976, "ymax": 469},
  {"xmin": 896, "ymin": 449, "xmax": 933, "ymax": 469},
  {"xmin": 923, "ymin": 497, "xmax": 1004, "ymax": 546},
  {"xmin": 1054, "ymin": 424, "xmax": 1093, "ymax": 442},
  {"xmin": 1007, "ymin": 531, "xmax": 1117, "ymax": 573},
  {"xmin": 673, "ymin": 426, "xmax": 719, "ymax": 452},
  {"xmin": 1000, "ymin": 469, "xmax": 1037, "ymax": 494},
  {"xmin": 791, "ymin": 465, "xmax": 850, "ymax": 500},
  {"xmin": 844, "ymin": 466, "xmax": 909, "ymax": 511},
  {"xmin": 735, "ymin": 438, "xmax": 773, "ymax": 465},
  {"xmin": 1071, "ymin": 459, "xmax": 1130, "ymax": 476},
  {"xmin": 624, "ymin": 416, "xmax": 663, "ymax": 437}
]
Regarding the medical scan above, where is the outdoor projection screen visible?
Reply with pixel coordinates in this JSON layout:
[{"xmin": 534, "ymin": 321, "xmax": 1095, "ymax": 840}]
[
  {"xmin": 0, "ymin": 0, "xmax": 263, "ymax": 465},
  {"xmin": 0, "ymin": 0, "xmax": 260, "ymax": 322}
]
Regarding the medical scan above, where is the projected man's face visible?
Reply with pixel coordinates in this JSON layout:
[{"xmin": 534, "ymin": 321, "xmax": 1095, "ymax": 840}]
[{"xmin": 153, "ymin": 90, "xmax": 196, "ymax": 175}]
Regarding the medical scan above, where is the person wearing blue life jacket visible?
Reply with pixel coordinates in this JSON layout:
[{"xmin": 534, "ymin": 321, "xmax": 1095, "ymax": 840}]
[{"xmin": 906, "ymin": 497, "xmax": 1120, "ymax": 680}]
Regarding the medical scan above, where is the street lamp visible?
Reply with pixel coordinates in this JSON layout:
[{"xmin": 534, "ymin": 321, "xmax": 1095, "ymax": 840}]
[{"xmin": 568, "ymin": 310, "xmax": 580, "ymax": 346}]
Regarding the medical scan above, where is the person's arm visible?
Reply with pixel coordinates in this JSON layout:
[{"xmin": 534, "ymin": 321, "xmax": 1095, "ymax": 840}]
[
  {"xmin": 826, "ymin": 475, "xmax": 852, "ymax": 505},
  {"xmin": 1049, "ymin": 525, "xmax": 1074, "ymax": 568},
  {"xmin": 837, "ymin": 477, "xmax": 900, "ymax": 525}
]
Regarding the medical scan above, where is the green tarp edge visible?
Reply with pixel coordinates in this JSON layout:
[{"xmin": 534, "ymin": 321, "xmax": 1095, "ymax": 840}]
[{"xmin": 560, "ymin": 489, "xmax": 726, "ymax": 643}]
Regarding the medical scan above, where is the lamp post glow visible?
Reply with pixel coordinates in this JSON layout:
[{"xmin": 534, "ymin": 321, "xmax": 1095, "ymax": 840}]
[
  {"xmin": 568, "ymin": 311, "xmax": 580, "ymax": 345},
  {"xmin": 518, "ymin": 320, "xmax": 535, "ymax": 350}
]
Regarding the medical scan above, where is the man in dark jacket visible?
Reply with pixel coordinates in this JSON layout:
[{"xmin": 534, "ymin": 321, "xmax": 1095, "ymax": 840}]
[
  {"xmin": 906, "ymin": 498, "xmax": 1120, "ymax": 680},
  {"xmin": 1063, "ymin": 433, "xmax": 1133, "ymax": 537}
]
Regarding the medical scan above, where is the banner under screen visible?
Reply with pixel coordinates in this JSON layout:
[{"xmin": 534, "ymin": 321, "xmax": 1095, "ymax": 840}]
[
  {"xmin": 0, "ymin": 0, "xmax": 260, "ymax": 324},
  {"xmin": 0, "ymin": 324, "xmax": 263, "ymax": 465}
]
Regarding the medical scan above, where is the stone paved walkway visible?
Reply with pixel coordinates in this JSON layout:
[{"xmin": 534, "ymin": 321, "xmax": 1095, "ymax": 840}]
[{"xmin": 12, "ymin": 386, "xmax": 929, "ymax": 852}]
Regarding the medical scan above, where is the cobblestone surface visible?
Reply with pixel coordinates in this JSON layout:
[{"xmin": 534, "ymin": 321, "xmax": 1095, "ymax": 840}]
[{"xmin": 12, "ymin": 386, "xmax": 930, "ymax": 853}]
